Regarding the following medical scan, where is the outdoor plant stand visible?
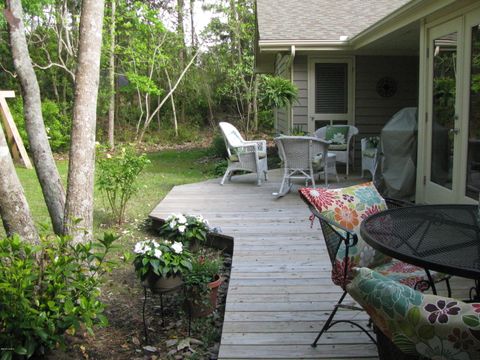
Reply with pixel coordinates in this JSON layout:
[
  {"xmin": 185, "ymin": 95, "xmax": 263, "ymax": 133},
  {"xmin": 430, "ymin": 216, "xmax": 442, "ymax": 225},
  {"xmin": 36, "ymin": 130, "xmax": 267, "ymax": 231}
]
[{"xmin": 142, "ymin": 283, "xmax": 189, "ymax": 344}]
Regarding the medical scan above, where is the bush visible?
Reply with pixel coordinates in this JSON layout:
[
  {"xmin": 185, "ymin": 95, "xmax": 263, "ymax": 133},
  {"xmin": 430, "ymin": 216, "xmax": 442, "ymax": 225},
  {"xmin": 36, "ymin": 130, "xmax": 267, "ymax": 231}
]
[
  {"xmin": 0, "ymin": 232, "xmax": 118, "ymax": 359},
  {"xmin": 209, "ymin": 134, "xmax": 227, "ymax": 158},
  {"xmin": 10, "ymin": 98, "xmax": 71, "ymax": 152},
  {"xmin": 96, "ymin": 146, "xmax": 150, "ymax": 224},
  {"xmin": 158, "ymin": 124, "xmax": 200, "ymax": 144}
]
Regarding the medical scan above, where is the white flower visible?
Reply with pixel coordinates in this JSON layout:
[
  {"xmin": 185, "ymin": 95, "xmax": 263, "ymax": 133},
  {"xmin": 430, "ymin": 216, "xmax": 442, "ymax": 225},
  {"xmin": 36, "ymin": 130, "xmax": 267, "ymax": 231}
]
[
  {"xmin": 169, "ymin": 220, "xmax": 177, "ymax": 229},
  {"xmin": 332, "ymin": 133, "xmax": 346, "ymax": 144},
  {"xmin": 178, "ymin": 225, "xmax": 186, "ymax": 233},
  {"xmin": 171, "ymin": 242, "xmax": 183, "ymax": 254},
  {"xmin": 151, "ymin": 240, "xmax": 159, "ymax": 248},
  {"xmin": 154, "ymin": 249, "xmax": 163, "ymax": 259},
  {"xmin": 177, "ymin": 214, "xmax": 187, "ymax": 224},
  {"xmin": 134, "ymin": 241, "xmax": 147, "ymax": 254}
]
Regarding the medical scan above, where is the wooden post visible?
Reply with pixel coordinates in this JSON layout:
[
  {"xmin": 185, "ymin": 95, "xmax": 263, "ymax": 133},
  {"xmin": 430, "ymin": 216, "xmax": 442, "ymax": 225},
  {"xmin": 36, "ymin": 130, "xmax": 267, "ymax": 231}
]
[{"xmin": 0, "ymin": 90, "xmax": 32, "ymax": 169}]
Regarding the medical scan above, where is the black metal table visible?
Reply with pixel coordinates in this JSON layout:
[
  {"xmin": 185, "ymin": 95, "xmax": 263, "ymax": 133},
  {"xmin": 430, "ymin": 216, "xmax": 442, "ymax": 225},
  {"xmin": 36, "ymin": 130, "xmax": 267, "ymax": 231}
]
[{"xmin": 360, "ymin": 204, "xmax": 480, "ymax": 296}]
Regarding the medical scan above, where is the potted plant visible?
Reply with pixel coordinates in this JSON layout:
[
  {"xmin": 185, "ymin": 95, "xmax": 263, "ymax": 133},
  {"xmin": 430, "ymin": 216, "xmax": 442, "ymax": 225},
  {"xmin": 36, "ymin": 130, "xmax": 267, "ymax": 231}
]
[
  {"xmin": 160, "ymin": 213, "xmax": 210, "ymax": 251},
  {"xmin": 183, "ymin": 256, "xmax": 223, "ymax": 318},
  {"xmin": 133, "ymin": 239, "xmax": 192, "ymax": 293}
]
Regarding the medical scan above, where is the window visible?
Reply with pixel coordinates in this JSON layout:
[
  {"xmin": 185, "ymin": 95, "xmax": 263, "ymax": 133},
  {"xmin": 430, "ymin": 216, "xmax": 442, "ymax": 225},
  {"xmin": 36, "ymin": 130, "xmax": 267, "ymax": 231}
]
[
  {"xmin": 308, "ymin": 58, "xmax": 354, "ymax": 133},
  {"xmin": 315, "ymin": 63, "xmax": 348, "ymax": 114}
]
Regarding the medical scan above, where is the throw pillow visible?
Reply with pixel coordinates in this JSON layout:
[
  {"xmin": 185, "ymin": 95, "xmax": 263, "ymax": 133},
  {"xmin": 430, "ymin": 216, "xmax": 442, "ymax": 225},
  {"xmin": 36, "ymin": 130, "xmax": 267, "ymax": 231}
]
[
  {"xmin": 325, "ymin": 125, "xmax": 349, "ymax": 145},
  {"xmin": 299, "ymin": 182, "xmax": 391, "ymax": 286}
]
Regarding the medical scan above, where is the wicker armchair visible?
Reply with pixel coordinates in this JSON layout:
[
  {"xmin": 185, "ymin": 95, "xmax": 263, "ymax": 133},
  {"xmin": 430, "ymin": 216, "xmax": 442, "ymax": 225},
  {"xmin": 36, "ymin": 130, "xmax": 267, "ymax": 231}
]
[
  {"xmin": 315, "ymin": 125, "xmax": 358, "ymax": 178},
  {"xmin": 299, "ymin": 183, "xmax": 451, "ymax": 347},
  {"xmin": 219, "ymin": 122, "xmax": 268, "ymax": 186},
  {"xmin": 274, "ymin": 136, "xmax": 335, "ymax": 197}
]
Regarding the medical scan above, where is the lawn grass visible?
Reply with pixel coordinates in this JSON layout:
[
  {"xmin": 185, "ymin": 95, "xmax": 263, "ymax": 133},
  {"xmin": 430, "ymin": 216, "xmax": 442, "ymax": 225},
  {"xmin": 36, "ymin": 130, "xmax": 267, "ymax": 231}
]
[{"xmin": 11, "ymin": 148, "xmax": 218, "ymax": 234}]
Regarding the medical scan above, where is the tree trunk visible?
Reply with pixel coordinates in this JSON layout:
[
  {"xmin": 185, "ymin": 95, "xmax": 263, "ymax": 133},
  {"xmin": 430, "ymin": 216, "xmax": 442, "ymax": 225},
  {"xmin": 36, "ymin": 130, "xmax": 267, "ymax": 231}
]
[
  {"xmin": 64, "ymin": 0, "xmax": 105, "ymax": 243},
  {"xmin": 253, "ymin": 73, "xmax": 258, "ymax": 131},
  {"xmin": 0, "ymin": 118, "xmax": 39, "ymax": 244},
  {"xmin": 107, "ymin": 0, "xmax": 116, "ymax": 149},
  {"xmin": 177, "ymin": 0, "xmax": 186, "ymax": 123},
  {"xmin": 5, "ymin": 0, "xmax": 66, "ymax": 235},
  {"xmin": 190, "ymin": 0, "xmax": 195, "ymax": 49}
]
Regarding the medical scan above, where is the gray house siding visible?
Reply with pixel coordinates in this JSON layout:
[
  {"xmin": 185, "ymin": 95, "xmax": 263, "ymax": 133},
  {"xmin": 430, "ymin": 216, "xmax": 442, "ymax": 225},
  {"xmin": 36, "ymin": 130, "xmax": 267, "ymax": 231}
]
[
  {"xmin": 290, "ymin": 55, "xmax": 418, "ymax": 136},
  {"xmin": 274, "ymin": 54, "xmax": 291, "ymax": 134},
  {"xmin": 355, "ymin": 56, "xmax": 419, "ymax": 139},
  {"xmin": 292, "ymin": 56, "xmax": 308, "ymax": 132}
]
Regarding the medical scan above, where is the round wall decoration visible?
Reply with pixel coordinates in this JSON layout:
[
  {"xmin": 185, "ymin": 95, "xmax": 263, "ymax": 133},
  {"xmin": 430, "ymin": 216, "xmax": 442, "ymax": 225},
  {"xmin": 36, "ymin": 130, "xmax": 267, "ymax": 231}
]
[{"xmin": 376, "ymin": 77, "xmax": 397, "ymax": 98}]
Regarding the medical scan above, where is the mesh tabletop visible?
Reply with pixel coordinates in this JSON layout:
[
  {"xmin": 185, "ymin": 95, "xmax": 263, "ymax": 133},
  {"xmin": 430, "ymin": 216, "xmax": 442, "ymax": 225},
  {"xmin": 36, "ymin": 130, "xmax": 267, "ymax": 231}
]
[{"xmin": 360, "ymin": 205, "xmax": 480, "ymax": 279}]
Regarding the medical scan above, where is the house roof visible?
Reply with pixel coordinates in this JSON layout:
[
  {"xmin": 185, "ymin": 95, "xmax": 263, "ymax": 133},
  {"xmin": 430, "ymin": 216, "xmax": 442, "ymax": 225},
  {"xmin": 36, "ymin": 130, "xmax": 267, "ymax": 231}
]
[{"xmin": 256, "ymin": 0, "xmax": 414, "ymax": 42}]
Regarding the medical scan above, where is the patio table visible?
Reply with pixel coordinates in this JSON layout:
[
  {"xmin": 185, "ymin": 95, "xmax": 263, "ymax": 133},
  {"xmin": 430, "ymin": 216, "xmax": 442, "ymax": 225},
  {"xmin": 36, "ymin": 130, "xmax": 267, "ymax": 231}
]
[{"xmin": 360, "ymin": 204, "xmax": 480, "ymax": 296}]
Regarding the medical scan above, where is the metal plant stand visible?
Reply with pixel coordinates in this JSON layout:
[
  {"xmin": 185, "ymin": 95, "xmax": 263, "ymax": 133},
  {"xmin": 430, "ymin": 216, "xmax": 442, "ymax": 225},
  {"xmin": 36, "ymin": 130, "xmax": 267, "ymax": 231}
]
[{"xmin": 142, "ymin": 283, "xmax": 187, "ymax": 344}]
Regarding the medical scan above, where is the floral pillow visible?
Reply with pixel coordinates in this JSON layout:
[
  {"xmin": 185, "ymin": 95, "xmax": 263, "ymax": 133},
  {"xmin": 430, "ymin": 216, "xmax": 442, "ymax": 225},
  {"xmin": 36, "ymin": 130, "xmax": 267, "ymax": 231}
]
[
  {"xmin": 348, "ymin": 268, "xmax": 480, "ymax": 360},
  {"xmin": 299, "ymin": 182, "xmax": 391, "ymax": 286},
  {"xmin": 325, "ymin": 125, "xmax": 349, "ymax": 145}
]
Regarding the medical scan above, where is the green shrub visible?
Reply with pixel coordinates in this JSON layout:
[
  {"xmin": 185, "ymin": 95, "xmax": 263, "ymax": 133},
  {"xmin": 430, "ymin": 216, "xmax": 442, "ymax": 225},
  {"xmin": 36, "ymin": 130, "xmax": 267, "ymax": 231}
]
[
  {"xmin": 9, "ymin": 98, "xmax": 71, "ymax": 152},
  {"xmin": 209, "ymin": 134, "xmax": 227, "ymax": 158},
  {"xmin": 0, "ymin": 232, "xmax": 118, "ymax": 359},
  {"xmin": 159, "ymin": 124, "xmax": 200, "ymax": 144},
  {"xmin": 96, "ymin": 146, "xmax": 150, "ymax": 224},
  {"xmin": 212, "ymin": 160, "xmax": 228, "ymax": 177}
]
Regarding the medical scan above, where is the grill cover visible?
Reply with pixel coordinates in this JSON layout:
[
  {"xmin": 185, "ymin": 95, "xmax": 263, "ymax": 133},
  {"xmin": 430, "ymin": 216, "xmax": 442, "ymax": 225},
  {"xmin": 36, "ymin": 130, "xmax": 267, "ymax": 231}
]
[{"xmin": 375, "ymin": 107, "xmax": 418, "ymax": 200}]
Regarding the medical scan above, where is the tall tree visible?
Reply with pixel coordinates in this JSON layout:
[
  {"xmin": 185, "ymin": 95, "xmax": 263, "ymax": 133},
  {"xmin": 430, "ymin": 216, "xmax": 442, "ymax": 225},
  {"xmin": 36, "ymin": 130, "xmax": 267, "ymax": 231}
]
[
  {"xmin": 108, "ymin": 0, "xmax": 116, "ymax": 149},
  {"xmin": 4, "ymin": 0, "xmax": 66, "ymax": 235},
  {"xmin": 0, "ymin": 116, "xmax": 39, "ymax": 244},
  {"xmin": 177, "ymin": 0, "xmax": 186, "ymax": 124},
  {"xmin": 64, "ymin": 0, "xmax": 105, "ymax": 243}
]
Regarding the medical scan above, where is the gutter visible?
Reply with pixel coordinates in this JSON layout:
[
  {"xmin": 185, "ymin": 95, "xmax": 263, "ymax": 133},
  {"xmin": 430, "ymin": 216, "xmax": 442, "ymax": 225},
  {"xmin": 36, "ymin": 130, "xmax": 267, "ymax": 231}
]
[{"xmin": 288, "ymin": 45, "xmax": 295, "ymax": 133}]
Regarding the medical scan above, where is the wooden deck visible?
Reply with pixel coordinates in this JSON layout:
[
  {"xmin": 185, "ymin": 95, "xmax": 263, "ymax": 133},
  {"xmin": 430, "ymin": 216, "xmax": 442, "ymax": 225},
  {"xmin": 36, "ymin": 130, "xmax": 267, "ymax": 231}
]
[{"xmin": 149, "ymin": 169, "xmax": 471, "ymax": 360}]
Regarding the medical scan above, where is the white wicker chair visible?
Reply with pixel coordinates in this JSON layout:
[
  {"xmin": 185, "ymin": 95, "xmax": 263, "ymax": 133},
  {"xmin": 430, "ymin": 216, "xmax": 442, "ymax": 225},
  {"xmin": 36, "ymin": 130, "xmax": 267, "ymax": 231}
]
[
  {"xmin": 315, "ymin": 125, "xmax": 359, "ymax": 178},
  {"xmin": 219, "ymin": 122, "xmax": 268, "ymax": 186},
  {"xmin": 273, "ymin": 136, "xmax": 336, "ymax": 197},
  {"xmin": 361, "ymin": 138, "xmax": 379, "ymax": 179}
]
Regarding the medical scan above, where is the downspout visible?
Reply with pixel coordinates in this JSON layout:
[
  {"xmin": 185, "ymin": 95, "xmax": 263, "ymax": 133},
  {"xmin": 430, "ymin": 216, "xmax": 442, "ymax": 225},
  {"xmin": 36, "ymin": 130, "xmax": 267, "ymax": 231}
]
[{"xmin": 288, "ymin": 45, "xmax": 296, "ymax": 134}]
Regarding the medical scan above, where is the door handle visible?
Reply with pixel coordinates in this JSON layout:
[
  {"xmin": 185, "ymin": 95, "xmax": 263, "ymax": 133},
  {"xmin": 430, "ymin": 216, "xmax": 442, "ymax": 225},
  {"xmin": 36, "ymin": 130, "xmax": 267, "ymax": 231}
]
[{"xmin": 449, "ymin": 128, "xmax": 460, "ymax": 135}]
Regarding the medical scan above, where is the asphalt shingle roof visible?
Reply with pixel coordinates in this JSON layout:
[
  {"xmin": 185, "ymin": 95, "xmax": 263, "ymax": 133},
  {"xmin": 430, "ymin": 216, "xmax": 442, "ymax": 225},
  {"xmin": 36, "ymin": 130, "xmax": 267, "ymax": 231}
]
[{"xmin": 257, "ymin": 0, "xmax": 413, "ymax": 42}]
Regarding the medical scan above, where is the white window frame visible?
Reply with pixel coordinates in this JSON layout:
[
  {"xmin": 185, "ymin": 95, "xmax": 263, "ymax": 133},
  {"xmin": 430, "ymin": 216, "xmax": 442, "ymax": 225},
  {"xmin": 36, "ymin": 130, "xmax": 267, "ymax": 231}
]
[{"xmin": 307, "ymin": 56, "xmax": 355, "ymax": 133}]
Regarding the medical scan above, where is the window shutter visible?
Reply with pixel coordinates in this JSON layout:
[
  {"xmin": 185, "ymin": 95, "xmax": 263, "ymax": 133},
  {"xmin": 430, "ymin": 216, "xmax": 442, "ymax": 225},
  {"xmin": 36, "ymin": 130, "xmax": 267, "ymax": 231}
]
[{"xmin": 315, "ymin": 63, "xmax": 348, "ymax": 114}]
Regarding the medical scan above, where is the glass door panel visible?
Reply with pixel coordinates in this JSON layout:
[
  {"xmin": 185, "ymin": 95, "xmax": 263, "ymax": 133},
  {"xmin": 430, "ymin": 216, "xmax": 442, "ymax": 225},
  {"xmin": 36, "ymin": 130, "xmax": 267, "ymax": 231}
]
[
  {"xmin": 466, "ymin": 25, "xmax": 480, "ymax": 199},
  {"xmin": 431, "ymin": 32, "xmax": 458, "ymax": 190}
]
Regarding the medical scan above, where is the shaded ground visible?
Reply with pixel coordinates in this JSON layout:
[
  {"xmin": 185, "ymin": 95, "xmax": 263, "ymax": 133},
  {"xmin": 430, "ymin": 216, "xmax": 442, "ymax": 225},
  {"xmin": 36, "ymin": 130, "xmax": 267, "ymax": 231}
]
[{"xmin": 48, "ymin": 243, "xmax": 231, "ymax": 360}]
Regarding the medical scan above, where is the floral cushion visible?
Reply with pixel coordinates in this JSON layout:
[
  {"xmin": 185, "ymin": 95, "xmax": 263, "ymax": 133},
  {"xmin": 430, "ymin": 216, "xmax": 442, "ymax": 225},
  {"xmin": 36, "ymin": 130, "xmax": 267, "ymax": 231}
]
[
  {"xmin": 348, "ymin": 268, "xmax": 480, "ymax": 360},
  {"xmin": 373, "ymin": 259, "xmax": 445, "ymax": 291},
  {"xmin": 300, "ymin": 182, "xmax": 391, "ymax": 287},
  {"xmin": 325, "ymin": 125, "xmax": 349, "ymax": 145}
]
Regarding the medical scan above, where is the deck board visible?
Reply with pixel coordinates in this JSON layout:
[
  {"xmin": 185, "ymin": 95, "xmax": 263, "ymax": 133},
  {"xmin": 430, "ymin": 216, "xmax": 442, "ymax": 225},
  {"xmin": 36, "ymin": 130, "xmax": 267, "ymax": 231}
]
[{"xmin": 149, "ymin": 169, "xmax": 472, "ymax": 359}]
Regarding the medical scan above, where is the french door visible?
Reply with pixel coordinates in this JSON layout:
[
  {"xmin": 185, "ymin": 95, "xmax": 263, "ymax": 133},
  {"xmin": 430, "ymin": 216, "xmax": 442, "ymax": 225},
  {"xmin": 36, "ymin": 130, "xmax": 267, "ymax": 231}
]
[{"xmin": 424, "ymin": 10, "xmax": 480, "ymax": 204}]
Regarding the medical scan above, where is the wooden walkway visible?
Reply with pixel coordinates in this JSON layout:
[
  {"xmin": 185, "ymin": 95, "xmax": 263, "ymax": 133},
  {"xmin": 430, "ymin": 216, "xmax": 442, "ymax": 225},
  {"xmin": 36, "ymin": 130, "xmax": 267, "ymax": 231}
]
[{"xmin": 149, "ymin": 169, "xmax": 471, "ymax": 360}]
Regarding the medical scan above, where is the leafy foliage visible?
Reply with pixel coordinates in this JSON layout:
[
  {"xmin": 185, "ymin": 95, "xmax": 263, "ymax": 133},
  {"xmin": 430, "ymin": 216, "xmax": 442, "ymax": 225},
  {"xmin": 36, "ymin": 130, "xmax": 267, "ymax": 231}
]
[
  {"xmin": 259, "ymin": 75, "xmax": 298, "ymax": 109},
  {"xmin": 132, "ymin": 239, "xmax": 192, "ymax": 279},
  {"xmin": 159, "ymin": 213, "xmax": 210, "ymax": 247},
  {"xmin": 9, "ymin": 98, "xmax": 71, "ymax": 151},
  {"xmin": 184, "ymin": 255, "xmax": 221, "ymax": 294},
  {"xmin": 0, "ymin": 232, "xmax": 118, "ymax": 359},
  {"xmin": 96, "ymin": 146, "xmax": 150, "ymax": 224}
]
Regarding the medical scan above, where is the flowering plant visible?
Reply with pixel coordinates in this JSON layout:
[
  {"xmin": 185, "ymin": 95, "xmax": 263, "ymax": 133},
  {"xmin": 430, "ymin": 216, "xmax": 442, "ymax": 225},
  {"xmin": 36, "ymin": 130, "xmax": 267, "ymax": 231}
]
[
  {"xmin": 160, "ymin": 213, "xmax": 210, "ymax": 246},
  {"xmin": 133, "ymin": 239, "xmax": 192, "ymax": 280}
]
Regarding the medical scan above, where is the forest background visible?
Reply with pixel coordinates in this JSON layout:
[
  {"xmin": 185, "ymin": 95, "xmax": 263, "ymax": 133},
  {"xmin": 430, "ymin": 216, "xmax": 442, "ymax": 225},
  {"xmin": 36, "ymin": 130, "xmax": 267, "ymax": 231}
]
[{"xmin": 0, "ymin": 0, "xmax": 272, "ymax": 152}]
